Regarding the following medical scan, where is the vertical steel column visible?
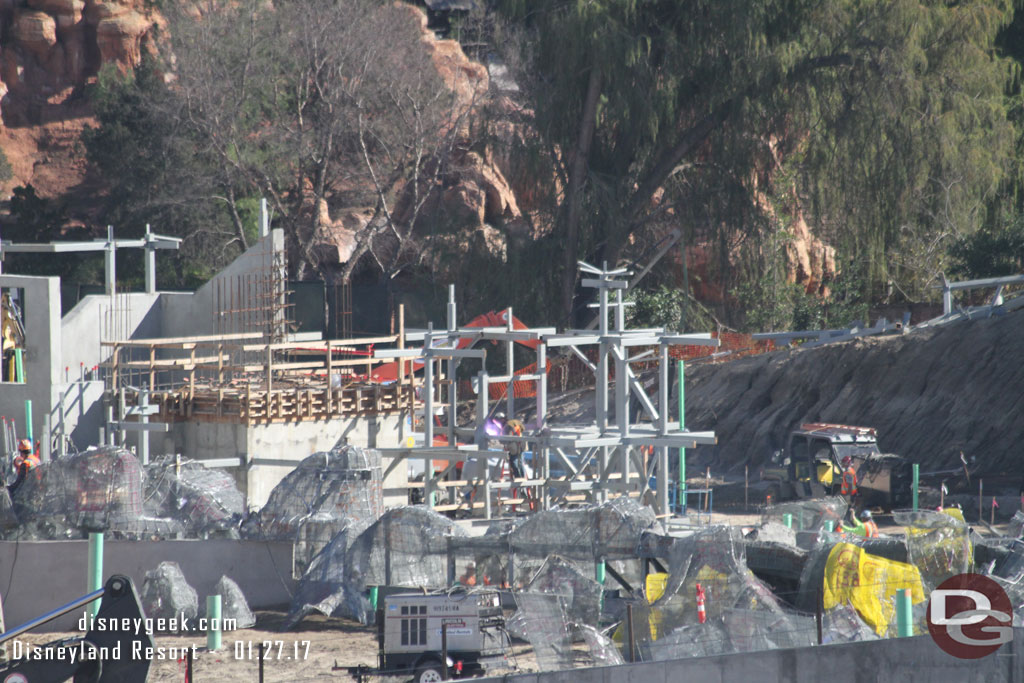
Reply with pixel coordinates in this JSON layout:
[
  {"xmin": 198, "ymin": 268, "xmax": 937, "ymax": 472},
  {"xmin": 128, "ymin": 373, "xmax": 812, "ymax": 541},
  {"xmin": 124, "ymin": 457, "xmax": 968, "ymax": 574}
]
[
  {"xmin": 657, "ymin": 343, "xmax": 669, "ymax": 515},
  {"xmin": 447, "ymin": 286, "xmax": 457, "ymax": 452},
  {"xmin": 505, "ymin": 307, "xmax": 515, "ymax": 419},
  {"xmin": 138, "ymin": 386, "xmax": 150, "ymax": 465},
  {"xmin": 424, "ymin": 324, "xmax": 434, "ymax": 509},
  {"xmin": 260, "ymin": 197, "xmax": 269, "ymax": 237},
  {"xmin": 103, "ymin": 225, "xmax": 116, "ymax": 297},
  {"xmin": 143, "ymin": 224, "xmax": 156, "ymax": 294},
  {"xmin": 678, "ymin": 359, "xmax": 686, "ymax": 514},
  {"xmin": 537, "ymin": 343, "xmax": 549, "ymax": 509}
]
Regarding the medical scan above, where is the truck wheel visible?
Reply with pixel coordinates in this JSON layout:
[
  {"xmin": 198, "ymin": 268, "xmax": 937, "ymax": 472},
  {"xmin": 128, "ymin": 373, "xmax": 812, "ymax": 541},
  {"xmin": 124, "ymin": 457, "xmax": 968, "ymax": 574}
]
[{"xmin": 414, "ymin": 659, "xmax": 444, "ymax": 683}]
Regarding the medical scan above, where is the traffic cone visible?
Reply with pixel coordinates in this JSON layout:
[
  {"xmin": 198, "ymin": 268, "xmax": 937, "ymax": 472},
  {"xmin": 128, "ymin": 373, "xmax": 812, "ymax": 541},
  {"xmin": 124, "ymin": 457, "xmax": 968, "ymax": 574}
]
[{"xmin": 696, "ymin": 583, "xmax": 707, "ymax": 624}]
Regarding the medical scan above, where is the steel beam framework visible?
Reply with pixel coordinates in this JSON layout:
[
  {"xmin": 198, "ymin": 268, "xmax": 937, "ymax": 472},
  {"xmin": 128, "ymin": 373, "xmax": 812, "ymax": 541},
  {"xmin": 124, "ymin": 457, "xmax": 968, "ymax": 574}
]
[{"xmin": 375, "ymin": 262, "xmax": 718, "ymax": 519}]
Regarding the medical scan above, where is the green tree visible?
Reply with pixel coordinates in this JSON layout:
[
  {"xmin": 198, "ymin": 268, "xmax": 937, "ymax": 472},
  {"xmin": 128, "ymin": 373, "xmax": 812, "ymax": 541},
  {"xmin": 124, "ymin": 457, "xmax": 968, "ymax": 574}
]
[
  {"xmin": 497, "ymin": 0, "xmax": 1020, "ymax": 321},
  {"xmin": 85, "ymin": 60, "xmax": 246, "ymax": 288}
]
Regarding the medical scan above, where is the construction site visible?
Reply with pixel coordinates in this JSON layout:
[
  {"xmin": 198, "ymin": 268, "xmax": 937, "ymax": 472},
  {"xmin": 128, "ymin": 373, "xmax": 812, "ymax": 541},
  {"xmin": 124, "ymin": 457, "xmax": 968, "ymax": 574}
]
[{"xmin": 2, "ymin": 220, "xmax": 1024, "ymax": 683}]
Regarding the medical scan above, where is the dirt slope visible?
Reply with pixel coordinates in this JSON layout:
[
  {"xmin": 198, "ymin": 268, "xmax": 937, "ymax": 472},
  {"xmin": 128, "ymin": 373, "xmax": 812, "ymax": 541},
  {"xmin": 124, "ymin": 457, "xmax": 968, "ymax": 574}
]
[{"xmin": 685, "ymin": 310, "xmax": 1024, "ymax": 475}]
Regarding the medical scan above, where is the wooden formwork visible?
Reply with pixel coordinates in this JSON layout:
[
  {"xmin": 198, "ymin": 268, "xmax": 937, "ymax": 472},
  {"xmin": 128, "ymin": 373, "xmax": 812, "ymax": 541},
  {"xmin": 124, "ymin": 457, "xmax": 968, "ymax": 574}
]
[{"xmin": 101, "ymin": 331, "xmax": 432, "ymax": 425}]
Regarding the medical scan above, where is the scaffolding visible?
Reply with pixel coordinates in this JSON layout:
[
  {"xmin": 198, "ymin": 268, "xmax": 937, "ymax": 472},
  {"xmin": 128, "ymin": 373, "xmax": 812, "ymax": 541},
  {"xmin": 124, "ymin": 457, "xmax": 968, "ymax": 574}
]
[{"xmin": 376, "ymin": 262, "xmax": 718, "ymax": 518}]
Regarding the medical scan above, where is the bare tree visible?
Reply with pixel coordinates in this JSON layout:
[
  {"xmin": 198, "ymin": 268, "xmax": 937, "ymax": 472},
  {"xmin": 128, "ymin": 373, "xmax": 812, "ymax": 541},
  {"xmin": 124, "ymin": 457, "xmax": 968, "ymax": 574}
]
[{"xmin": 163, "ymin": 0, "xmax": 475, "ymax": 281}]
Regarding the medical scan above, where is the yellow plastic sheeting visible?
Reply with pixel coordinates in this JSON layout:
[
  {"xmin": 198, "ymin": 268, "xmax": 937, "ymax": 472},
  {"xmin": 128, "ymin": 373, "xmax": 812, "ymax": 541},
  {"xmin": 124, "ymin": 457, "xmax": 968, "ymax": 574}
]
[
  {"xmin": 822, "ymin": 542, "xmax": 925, "ymax": 635},
  {"xmin": 645, "ymin": 572, "xmax": 669, "ymax": 639}
]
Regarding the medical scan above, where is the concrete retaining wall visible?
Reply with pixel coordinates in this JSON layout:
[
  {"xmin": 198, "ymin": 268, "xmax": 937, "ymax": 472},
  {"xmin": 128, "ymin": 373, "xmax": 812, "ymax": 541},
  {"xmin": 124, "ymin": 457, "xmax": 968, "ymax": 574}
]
[
  {"xmin": 0, "ymin": 539, "xmax": 295, "ymax": 632},
  {"xmin": 480, "ymin": 630, "xmax": 1024, "ymax": 683},
  {"xmin": 156, "ymin": 413, "xmax": 410, "ymax": 508},
  {"xmin": 0, "ymin": 275, "xmax": 61, "ymax": 449}
]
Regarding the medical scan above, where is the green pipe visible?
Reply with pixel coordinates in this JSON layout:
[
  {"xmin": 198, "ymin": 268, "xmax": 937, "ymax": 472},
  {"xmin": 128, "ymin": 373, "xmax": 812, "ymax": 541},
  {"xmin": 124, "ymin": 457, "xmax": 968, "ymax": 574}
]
[
  {"xmin": 896, "ymin": 588, "xmax": 913, "ymax": 637},
  {"xmin": 912, "ymin": 464, "xmax": 919, "ymax": 511},
  {"xmin": 87, "ymin": 532, "xmax": 103, "ymax": 618},
  {"xmin": 206, "ymin": 595, "xmax": 223, "ymax": 651},
  {"xmin": 595, "ymin": 560, "xmax": 606, "ymax": 585},
  {"xmin": 369, "ymin": 585, "xmax": 379, "ymax": 611},
  {"xmin": 782, "ymin": 513, "xmax": 793, "ymax": 529},
  {"xmin": 24, "ymin": 399, "xmax": 32, "ymax": 443},
  {"xmin": 15, "ymin": 349, "xmax": 24, "ymax": 384},
  {"xmin": 678, "ymin": 360, "xmax": 685, "ymax": 512}
]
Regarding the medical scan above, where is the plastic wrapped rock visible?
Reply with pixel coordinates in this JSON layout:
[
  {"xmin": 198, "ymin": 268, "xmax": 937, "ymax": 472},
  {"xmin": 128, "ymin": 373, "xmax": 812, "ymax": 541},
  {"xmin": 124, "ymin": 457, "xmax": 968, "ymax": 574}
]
[
  {"xmin": 761, "ymin": 497, "xmax": 848, "ymax": 533},
  {"xmin": 10, "ymin": 446, "xmax": 181, "ymax": 539},
  {"xmin": 214, "ymin": 575, "xmax": 256, "ymax": 629},
  {"xmin": 578, "ymin": 624, "xmax": 624, "ymax": 667},
  {"xmin": 287, "ymin": 506, "xmax": 464, "ymax": 627},
  {"xmin": 141, "ymin": 562, "xmax": 198, "ymax": 631},
  {"xmin": 513, "ymin": 592, "xmax": 573, "ymax": 671},
  {"xmin": 521, "ymin": 555, "xmax": 603, "ymax": 627},
  {"xmin": 249, "ymin": 447, "xmax": 384, "ymax": 575},
  {"xmin": 144, "ymin": 457, "xmax": 245, "ymax": 537}
]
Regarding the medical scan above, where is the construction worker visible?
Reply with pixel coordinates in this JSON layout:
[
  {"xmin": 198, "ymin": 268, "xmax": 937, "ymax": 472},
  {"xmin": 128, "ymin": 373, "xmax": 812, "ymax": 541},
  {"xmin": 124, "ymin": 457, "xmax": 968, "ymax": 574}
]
[
  {"xmin": 7, "ymin": 439, "xmax": 39, "ymax": 497},
  {"xmin": 860, "ymin": 510, "xmax": 879, "ymax": 538},
  {"xmin": 840, "ymin": 456, "xmax": 858, "ymax": 503},
  {"xmin": 458, "ymin": 562, "xmax": 477, "ymax": 587},
  {"xmin": 503, "ymin": 417, "xmax": 526, "ymax": 479}
]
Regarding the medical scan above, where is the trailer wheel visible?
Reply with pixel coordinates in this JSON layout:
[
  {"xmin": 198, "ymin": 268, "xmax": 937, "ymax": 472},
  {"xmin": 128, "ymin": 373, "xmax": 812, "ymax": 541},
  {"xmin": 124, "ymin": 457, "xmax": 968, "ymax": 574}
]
[{"xmin": 414, "ymin": 659, "xmax": 444, "ymax": 683}]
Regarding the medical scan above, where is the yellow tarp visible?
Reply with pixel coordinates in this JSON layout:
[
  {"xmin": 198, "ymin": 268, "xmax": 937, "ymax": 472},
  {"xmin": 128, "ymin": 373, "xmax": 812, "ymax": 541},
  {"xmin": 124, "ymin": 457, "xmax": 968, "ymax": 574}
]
[
  {"xmin": 645, "ymin": 572, "xmax": 669, "ymax": 639},
  {"xmin": 822, "ymin": 542, "xmax": 926, "ymax": 635}
]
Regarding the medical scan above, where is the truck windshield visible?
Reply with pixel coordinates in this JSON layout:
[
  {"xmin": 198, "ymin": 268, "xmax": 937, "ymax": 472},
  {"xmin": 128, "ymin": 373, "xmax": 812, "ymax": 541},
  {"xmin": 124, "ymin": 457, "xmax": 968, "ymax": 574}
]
[{"xmin": 834, "ymin": 444, "xmax": 880, "ymax": 460}]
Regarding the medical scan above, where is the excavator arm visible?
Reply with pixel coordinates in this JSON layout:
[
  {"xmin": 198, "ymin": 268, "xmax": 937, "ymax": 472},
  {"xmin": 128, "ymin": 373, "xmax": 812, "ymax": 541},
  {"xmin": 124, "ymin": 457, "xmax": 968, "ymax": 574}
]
[{"xmin": 0, "ymin": 575, "xmax": 154, "ymax": 682}]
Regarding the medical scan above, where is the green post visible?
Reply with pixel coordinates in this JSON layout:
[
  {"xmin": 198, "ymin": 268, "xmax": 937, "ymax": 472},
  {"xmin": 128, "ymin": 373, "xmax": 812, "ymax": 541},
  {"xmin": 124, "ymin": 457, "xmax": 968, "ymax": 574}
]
[
  {"xmin": 369, "ymin": 585, "xmax": 379, "ymax": 611},
  {"xmin": 206, "ymin": 595, "xmax": 223, "ymax": 651},
  {"xmin": 824, "ymin": 520, "xmax": 834, "ymax": 533},
  {"xmin": 24, "ymin": 399, "xmax": 33, "ymax": 443},
  {"xmin": 15, "ymin": 350, "xmax": 24, "ymax": 384},
  {"xmin": 797, "ymin": 509, "xmax": 804, "ymax": 531},
  {"xmin": 783, "ymin": 513, "xmax": 793, "ymax": 529},
  {"xmin": 896, "ymin": 588, "xmax": 913, "ymax": 637},
  {"xmin": 678, "ymin": 360, "xmax": 686, "ymax": 513},
  {"xmin": 595, "ymin": 560, "xmax": 606, "ymax": 585},
  {"xmin": 87, "ymin": 532, "xmax": 104, "ymax": 617},
  {"xmin": 912, "ymin": 464, "xmax": 920, "ymax": 511}
]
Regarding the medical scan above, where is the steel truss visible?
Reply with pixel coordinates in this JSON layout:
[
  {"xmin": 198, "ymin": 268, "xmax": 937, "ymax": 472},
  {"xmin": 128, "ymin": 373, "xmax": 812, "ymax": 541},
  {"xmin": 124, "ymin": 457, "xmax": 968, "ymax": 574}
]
[{"xmin": 376, "ymin": 262, "xmax": 717, "ymax": 518}]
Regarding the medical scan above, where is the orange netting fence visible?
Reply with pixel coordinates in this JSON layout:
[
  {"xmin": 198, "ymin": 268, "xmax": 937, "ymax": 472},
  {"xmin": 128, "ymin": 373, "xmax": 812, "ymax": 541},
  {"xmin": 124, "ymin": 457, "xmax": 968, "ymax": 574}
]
[{"xmin": 457, "ymin": 332, "xmax": 775, "ymax": 399}]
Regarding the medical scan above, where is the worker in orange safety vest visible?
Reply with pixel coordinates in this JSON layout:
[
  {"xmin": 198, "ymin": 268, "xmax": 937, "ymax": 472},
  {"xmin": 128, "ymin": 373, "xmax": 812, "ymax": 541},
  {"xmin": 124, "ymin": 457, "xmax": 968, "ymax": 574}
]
[
  {"xmin": 840, "ymin": 456, "xmax": 858, "ymax": 502},
  {"xmin": 7, "ymin": 438, "xmax": 39, "ymax": 497},
  {"xmin": 860, "ymin": 510, "xmax": 879, "ymax": 538}
]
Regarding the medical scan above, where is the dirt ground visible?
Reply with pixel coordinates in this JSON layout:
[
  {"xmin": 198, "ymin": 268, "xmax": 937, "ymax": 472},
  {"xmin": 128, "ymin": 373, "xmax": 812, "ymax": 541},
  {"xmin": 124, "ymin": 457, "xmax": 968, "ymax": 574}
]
[
  {"xmin": 6, "ymin": 509, "xmax": 1013, "ymax": 682},
  {"xmin": 9, "ymin": 610, "xmax": 533, "ymax": 682}
]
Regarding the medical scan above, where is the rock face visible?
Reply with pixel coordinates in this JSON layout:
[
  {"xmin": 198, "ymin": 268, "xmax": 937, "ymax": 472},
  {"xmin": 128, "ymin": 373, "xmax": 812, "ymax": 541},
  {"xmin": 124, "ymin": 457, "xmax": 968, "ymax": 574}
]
[
  {"xmin": 0, "ymin": 0, "xmax": 160, "ymax": 193},
  {"xmin": 1, "ymin": 0, "xmax": 157, "ymax": 103},
  {"xmin": 685, "ymin": 309, "xmax": 1024, "ymax": 475}
]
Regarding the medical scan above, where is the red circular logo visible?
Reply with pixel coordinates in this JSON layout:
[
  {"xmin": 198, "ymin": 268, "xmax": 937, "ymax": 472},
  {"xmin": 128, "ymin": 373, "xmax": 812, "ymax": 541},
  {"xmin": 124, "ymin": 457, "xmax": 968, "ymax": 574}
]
[{"xmin": 927, "ymin": 573, "xmax": 1013, "ymax": 659}]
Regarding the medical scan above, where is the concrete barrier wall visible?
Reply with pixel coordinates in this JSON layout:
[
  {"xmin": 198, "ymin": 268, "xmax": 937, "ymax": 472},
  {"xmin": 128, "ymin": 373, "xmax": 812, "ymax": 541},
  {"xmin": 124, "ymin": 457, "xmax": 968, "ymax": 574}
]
[
  {"xmin": 0, "ymin": 539, "xmax": 295, "ymax": 632},
  {"xmin": 480, "ymin": 630, "xmax": 1024, "ymax": 683}
]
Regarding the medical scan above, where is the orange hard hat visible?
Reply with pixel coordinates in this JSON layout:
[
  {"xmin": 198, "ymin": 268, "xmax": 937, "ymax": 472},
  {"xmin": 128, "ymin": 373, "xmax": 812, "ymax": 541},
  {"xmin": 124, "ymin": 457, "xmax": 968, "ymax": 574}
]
[{"xmin": 17, "ymin": 438, "xmax": 32, "ymax": 453}]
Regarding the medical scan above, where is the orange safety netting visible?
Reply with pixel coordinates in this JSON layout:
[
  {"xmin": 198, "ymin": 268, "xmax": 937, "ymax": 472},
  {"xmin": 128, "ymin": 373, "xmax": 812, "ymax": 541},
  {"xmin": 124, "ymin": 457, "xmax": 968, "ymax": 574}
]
[
  {"xmin": 669, "ymin": 331, "xmax": 774, "ymax": 361},
  {"xmin": 486, "ymin": 360, "xmax": 552, "ymax": 400}
]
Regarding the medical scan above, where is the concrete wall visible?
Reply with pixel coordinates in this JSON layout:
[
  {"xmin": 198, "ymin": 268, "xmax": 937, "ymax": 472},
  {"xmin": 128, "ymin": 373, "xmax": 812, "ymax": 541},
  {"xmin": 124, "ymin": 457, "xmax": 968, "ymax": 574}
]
[
  {"xmin": 157, "ymin": 412, "xmax": 411, "ymax": 507},
  {"xmin": 480, "ymin": 630, "xmax": 1024, "ymax": 683},
  {"xmin": 160, "ymin": 230, "xmax": 285, "ymax": 338},
  {"xmin": 58, "ymin": 292, "xmax": 162, "ymax": 449},
  {"xmin": 0, "ymin": 539, "xmax": 295, "ymax": 632},
  {"xmin": 0, "ymin": 275, "xmax": 61, "ymax": 449}
]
